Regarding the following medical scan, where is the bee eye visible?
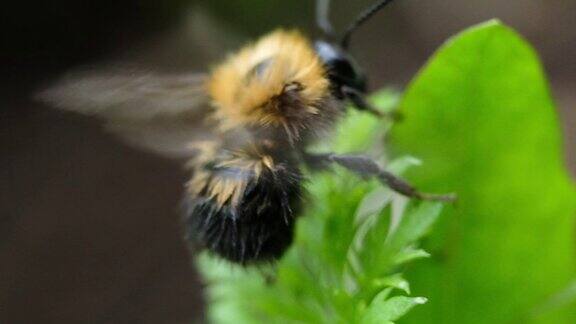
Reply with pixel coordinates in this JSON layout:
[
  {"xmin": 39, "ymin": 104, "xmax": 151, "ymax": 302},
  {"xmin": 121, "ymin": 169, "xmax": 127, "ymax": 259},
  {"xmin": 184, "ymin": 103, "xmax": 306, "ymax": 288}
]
[{"xmin": 329, "ymin": 59, "xmax": 355, "ymax": 79}]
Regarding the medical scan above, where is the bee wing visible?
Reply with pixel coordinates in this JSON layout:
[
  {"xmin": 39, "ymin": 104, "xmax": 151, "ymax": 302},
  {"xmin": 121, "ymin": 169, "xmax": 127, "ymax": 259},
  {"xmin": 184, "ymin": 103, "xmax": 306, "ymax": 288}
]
[
  {"xmin": 39, "ymin": 70, "xmax": 219, "ymax": 158},
  {"xmin": 40, "ymin": 70, "xmax": 209, "ymax": 120},
  {"xmin": 104, "ymin": 117, "xmax": 217, "ymax": 158}
]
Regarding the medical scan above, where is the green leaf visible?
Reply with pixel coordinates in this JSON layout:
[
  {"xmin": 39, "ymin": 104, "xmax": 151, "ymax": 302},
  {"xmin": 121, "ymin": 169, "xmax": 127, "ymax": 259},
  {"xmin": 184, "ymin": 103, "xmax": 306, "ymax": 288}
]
[
  {"xmin": 391, "ymin": 20, "xmax": 576, "ymax": 323},
  {"xmin": 393, "ymin": 247, "xmax": 430, "ymax": 266},
  {"xmin": 374, "ymin": 273, "xmax": 411, "ymax": 294},
  {"xmin": 531, "ymin": 280, "xmax": 576, "ymax": 320},
  {"xmin": 361, "ymin": 294, "xmax": 428, "ymax": 324},
  {"xmin": 387, "ymin": 202, "xmax": 443, "ymax": 248}
]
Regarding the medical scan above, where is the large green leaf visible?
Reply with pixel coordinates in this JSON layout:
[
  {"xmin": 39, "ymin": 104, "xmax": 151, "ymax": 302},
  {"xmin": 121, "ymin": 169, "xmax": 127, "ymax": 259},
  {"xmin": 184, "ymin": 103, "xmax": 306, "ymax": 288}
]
[{"xmin": 390, "ymin": 20, "xmax": 576, "ymax": 323}]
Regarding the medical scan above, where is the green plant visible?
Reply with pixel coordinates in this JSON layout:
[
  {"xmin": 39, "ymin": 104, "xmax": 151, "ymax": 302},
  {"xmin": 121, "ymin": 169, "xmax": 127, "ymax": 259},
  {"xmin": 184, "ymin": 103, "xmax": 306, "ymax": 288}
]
[{"xmin": 197, "ymin": 20, "xmax": 576, "ymax": 323}]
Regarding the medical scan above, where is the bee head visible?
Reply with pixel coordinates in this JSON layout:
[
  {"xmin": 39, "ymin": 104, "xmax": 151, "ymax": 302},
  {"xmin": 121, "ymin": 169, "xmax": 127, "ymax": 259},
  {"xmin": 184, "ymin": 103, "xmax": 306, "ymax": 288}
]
[
  {"xmin": 315, "ymin": 0, "xmax": 397, "ymax": 97},
  {"xmin": 314, "ymin": 40, "xmax": 368, "ymax": 97}
]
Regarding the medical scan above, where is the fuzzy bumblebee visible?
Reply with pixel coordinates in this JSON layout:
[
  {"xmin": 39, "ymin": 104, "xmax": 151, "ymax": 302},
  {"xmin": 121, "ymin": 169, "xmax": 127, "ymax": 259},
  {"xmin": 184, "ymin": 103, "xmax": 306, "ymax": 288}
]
[{"xmin": 41, "ymin": 0, "xmax": 454, "ymax": 265}]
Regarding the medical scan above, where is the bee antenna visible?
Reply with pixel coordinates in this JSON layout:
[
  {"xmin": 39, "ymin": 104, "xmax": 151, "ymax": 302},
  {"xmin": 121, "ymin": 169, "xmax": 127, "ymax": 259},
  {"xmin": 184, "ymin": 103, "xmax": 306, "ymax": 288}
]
[
  {"xmin": 341, "ymin": 0, "xmax": 398, "ymax": 49},
  {"xmin": 316, "ymin": 0, "xmax": 335, "ymax": 37}
]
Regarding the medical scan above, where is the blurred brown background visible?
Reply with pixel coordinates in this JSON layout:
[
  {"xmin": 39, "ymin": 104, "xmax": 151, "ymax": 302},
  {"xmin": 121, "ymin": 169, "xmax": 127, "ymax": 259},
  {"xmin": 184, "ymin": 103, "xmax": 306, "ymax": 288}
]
[{"xmin": 1, "ymin": 0, "xmax": 574, "ymax": 323}]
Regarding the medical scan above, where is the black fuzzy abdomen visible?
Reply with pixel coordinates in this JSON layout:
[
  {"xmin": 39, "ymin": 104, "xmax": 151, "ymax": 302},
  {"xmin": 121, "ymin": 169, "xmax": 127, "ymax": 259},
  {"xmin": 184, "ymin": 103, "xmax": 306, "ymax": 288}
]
[{"xmin": 184, "ymin": 165, "xmax": 303, "ymax": 264}]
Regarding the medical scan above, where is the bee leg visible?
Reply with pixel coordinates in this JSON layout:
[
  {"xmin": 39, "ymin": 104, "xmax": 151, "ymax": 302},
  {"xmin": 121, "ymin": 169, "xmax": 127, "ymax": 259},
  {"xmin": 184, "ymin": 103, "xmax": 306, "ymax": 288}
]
[
  {"xmin": 341, "ymin": 86, "xmax": 402, "ymax": 121},
  {"xmin": 306, "ymin": 152, "xmax": 456, "ymax": 202},
  {"xmin": 301, "ymin": 151, "xmax": 333, "ymax": 171}
]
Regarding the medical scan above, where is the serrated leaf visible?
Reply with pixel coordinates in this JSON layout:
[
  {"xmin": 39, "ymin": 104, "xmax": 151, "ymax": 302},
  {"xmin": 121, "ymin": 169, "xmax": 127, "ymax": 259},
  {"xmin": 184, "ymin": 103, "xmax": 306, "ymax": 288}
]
[
  {"xmin": 384, "ymin": 202, "xmax": 443, "ymax": 253},
  {"xmin": 393, "ymin": 247, "xmax": 430, "ymax": 266},
  {"xmin": 375, "ymin": 273, "xmax": 411, "ymax": 294},
  {"xmin": 361, "ymin": 295, "xmax": 427, "ymax": 324},
  {"xmin": 356, "ymin": 202, "xmax": 442, "ymax": 293}
]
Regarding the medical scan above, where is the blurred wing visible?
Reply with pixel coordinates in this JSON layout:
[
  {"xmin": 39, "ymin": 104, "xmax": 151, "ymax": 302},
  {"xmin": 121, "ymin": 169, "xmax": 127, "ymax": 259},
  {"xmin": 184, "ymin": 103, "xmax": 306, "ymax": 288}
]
[
  {"xmin": 40, "ymin": 70, "xmax": 209, "ymax": 120},
  {"xmin": 40, "ymin": 70, "xmax": 218, "ymax": 158},
  {"xmin": 105, "ymin": 118, "xmax": 217, "ymax": 158}
]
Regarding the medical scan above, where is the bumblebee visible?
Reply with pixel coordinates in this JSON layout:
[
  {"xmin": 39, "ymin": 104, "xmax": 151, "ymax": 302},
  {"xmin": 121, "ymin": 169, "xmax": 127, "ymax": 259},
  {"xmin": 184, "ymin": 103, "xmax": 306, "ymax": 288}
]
[{"xmin": 41, "ymin": 0, "xmax": 454, "ymax": 265}]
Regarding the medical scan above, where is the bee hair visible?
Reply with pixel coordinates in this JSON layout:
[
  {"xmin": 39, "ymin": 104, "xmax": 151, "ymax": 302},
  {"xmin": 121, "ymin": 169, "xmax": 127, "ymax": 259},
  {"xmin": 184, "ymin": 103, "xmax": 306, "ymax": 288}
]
[{"xmin": 183, "ymin": 160, "xmax": 304, "ymax": 264}]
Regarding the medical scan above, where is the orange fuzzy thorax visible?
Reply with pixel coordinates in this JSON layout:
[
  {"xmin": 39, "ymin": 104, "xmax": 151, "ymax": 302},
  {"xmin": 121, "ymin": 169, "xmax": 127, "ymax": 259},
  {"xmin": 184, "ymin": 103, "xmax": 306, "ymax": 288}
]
[{"xmin": 207, "ymin": 30, "xmax": 330, "ymax": 135}]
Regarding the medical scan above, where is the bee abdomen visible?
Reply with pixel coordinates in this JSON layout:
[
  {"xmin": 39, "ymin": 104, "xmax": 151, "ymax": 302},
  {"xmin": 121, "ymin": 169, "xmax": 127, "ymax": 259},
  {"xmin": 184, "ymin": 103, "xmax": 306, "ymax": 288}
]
[{"xmin": 184, "ymin": 162, "xmax": 303, "ymax": 264}]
